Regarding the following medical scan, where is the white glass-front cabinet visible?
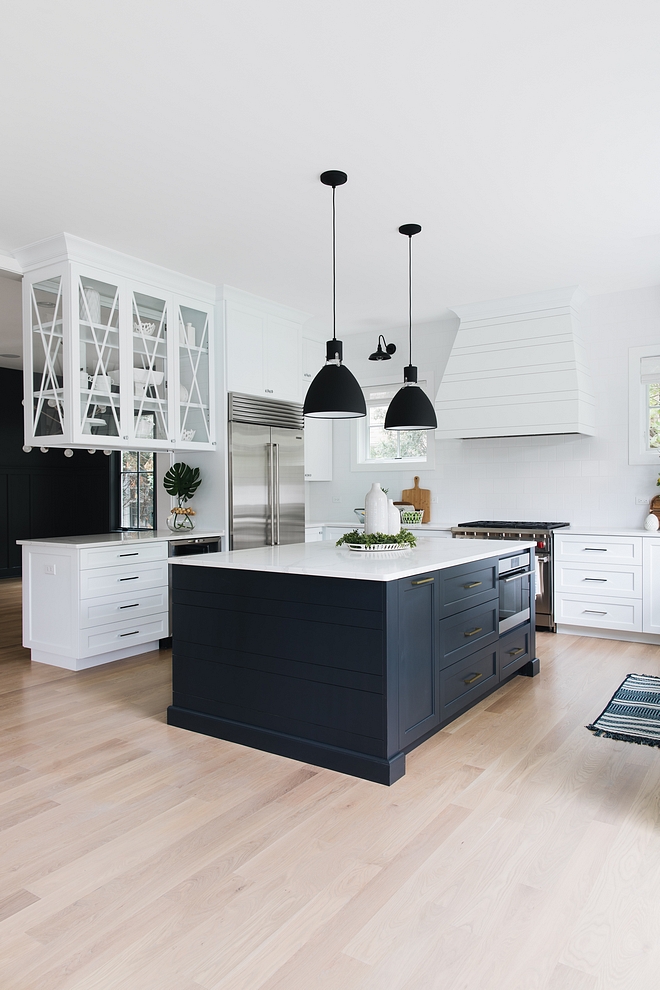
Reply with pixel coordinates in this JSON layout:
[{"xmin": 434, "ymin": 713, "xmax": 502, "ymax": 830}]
[{"xmin": 19, "ymin": 235, "xmax": 215, "ymax": 452}]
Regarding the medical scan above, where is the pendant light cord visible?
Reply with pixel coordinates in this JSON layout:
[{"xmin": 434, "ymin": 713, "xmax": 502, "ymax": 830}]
[
  {"xmin": 332, "ymin": 184, "xmax": 337, "ymax": 343},
  {"xmin": 408, "ymin": 233, "xmax": 412, "ymax": 366}
]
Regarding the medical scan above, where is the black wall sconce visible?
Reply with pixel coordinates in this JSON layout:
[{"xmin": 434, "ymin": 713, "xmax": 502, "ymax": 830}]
[{"xmin": 368, "ymin": 335, "xmax": 396, "ymax": 361}]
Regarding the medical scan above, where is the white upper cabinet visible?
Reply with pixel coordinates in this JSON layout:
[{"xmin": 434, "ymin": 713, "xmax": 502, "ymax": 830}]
[
  {"xmin": 302, "ymin": 337, "xmax": 332, "ymax": 481},
  {"xmin": 17, "ymin": 234, "xmax": 216, "ymax": 452},
  {"xmin": 223, "ymin": 287, "xmax": 309, "ymax": 405}
]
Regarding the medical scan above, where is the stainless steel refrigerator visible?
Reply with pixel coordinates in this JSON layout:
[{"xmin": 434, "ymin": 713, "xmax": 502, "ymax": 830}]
[{"xmin": 228, "ymin": 393, "xmax": 305, "ymax": 550}]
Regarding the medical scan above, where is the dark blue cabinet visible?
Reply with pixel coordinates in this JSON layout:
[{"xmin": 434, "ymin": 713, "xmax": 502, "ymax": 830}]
[{"xmin": 398, "ymin": 574, "xmax": 439, "ymax": 748}]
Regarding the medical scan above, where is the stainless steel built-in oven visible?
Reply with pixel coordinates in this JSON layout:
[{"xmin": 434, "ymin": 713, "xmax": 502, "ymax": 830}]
[{"xmin": 499, "ymin": 551, "xmax": 533, "ymax": 634}]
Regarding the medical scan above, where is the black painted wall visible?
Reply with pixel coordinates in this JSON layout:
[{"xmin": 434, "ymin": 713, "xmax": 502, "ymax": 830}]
[{"xmin": 0, "ymin": 367, "xmax": 111, "ymax": 577}]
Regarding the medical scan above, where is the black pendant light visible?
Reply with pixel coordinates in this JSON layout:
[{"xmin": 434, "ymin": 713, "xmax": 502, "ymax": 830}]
[
  {"xmin": 368, "ymin": 335, "xmax": 396, "ymax": 361},
  {"xmin": 384, "ymin": 224, "xmax": 438, "ymax": 431},
  {"xmin": 303, "ymin": 171, "xmax": 366, "ymax": 419}
]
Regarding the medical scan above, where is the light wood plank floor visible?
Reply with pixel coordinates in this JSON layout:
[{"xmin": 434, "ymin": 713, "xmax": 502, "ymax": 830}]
[{"xmin": 2, "ymin": 575, "xmax": 660, "ymax": 990}]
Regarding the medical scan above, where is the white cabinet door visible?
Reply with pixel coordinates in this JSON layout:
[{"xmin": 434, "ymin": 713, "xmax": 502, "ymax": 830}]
[
  {"xmin": 303, "ymin": 337, "xmax": 324, "ymax": 383},
  {"xmin": 264, "ymin": 315, "xmax": 301, "ymax": 402},
  {"xmin": 304, "ymin": 417, "xmax": 332, "ymax": 481},
  {"xmin": 225, "ymin": 303, "xmax": 265, "ymax": 396},
  {"xmin": 643, "ymin": 540, "xmax": 660, "ymax": 634}
]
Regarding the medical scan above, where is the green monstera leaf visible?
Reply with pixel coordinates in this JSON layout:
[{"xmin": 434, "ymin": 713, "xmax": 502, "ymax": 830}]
[{"xmin": 163, "ymin": 462, "xmax": 202, "ymax": 504}]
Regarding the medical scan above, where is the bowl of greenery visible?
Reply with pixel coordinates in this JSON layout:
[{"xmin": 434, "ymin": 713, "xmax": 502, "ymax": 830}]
[{"xmin": 335, "ymin": 529, "xmax": 417, "ymax": 552}]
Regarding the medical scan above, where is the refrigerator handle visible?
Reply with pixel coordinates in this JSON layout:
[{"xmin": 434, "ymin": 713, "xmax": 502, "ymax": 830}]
[
  {"xmin": 273, "ymin": 443, "xmax": 280, "ymax": 545},
  {"xmin": 267, "ymin": 443, "xmax": 275, "ymax": 546}
]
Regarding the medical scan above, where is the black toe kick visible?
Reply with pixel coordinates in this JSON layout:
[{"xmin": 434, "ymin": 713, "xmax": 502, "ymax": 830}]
[
  {"xmin": 166, "ymin": 706, "xmax": 406, "ymax": 786},
  {"xmin": 518, "ymin": 657, "xmax": 541, "ymax": 677}
]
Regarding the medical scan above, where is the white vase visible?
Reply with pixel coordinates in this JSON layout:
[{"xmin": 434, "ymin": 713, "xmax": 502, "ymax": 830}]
[
  {"xmin": 365, "ymin": 483, "xmax": 388, "ymax": 534},
  {"xmin": 387, "ymin": 499, "xmax": 400, "ymax": 535},
  {"xmin": 644, "ymin": 513, "xmax": 659, "ymax": 532}
]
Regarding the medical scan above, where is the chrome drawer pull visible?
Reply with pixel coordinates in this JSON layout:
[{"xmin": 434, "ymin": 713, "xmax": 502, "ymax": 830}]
[
  {"xmin": 463, "ymin": 581, "xmax": 482, "ymax": 589},
  {"xmin": 119, "ymin": 552, "xmax": 139, "ymax": 557},
  {"xmin": 507, "ymin": 647, "xmax": 524, "ymax": 656},
  {"xmin": 119, "ymin": 576, "xmax": 139, "ymax": 581},
  {"xmin": 412, "ymin": 577, "xmax": 434, "ymax": 586},
  {"xmin": 584, "ymin": 577, "xmax": 607, "ymax": 582},
  {"xmin": 583, "ymin": 609, "xmax": 607, "ymax": 615},
  {"xmin": 119, "ymin": 603, "xmax": 139, "ymax": 609},
  {"xmin": 583, "ymin": 547, "xmax": 607, "ymax": 552},
  {"xmin": 464, "ymin": 672, "xmax": 483, "ymax": 685},
  {"xmin": 464, "ymin": 627, "xmax": 483, "ymax": 637},
  {"xmin": 119, "ymin": 630, "xmax": 139, "ymax": 637}
]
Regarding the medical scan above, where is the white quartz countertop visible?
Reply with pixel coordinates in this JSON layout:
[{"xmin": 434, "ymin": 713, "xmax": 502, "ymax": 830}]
[
  {"xmin": 563, "ymin": 527, "xmax": 660, "ymax": 538},
  {"xmin": 17, "ymin": 529, "xmax": 225, "ymax": 549},
  {"xmin": 170, "ymin": 537, "xmax": 535, "ymax": 582},
  {"xmin": 306, "ymin": 521, "xmax": 454, "ymax": 532}
]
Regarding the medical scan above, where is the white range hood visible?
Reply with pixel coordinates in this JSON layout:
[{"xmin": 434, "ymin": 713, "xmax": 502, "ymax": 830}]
[{"xmin": 435, "ymin": 286, "xmax": 595, "ymax": 439}]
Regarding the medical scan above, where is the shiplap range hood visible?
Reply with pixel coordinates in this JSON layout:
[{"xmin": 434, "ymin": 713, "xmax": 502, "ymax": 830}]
[{"xmin": 435, "ymin": 286, "xmax": 595, "ymax": 439}]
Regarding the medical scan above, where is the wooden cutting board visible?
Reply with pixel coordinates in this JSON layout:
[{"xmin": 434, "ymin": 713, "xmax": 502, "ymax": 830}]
[{"xmin": 401, "ymin": 476, "xmax": 431, "ymax": 523}]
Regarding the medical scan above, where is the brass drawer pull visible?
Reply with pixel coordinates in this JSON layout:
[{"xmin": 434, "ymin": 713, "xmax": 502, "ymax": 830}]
[
  {"xmin": 464, "ymin": 626, "xmax": 483, "ymax": 637},
  {"xmin": 463, "ymin": 581, "xmax": 482, "ymax": 589},
  {"xmin": 464, "ymin": 672, "xmax": 483, "ymax": 685},
  {"xmin": 508, "ymin": 647, "xmax": 524, "ymax": 656},
  {"xmin": 412, "ymin": 577, "xmax": 434, "ymax": 586}
]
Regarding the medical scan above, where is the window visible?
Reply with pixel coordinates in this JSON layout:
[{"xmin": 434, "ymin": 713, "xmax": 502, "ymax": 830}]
[
  {"xmin": 117, "ymin": 451, "xmax": 155, "ymax": 529},
  {"xmin": 351, "ymin": 380, "xmax": 435, "ymax": 472},
  {"xmin": 629, "ymin": 348, "xmax": 660, "ymax": 465}
]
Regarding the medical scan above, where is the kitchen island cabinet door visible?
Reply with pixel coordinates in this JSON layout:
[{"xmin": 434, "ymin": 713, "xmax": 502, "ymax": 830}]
[{"xmin": 398, "ymin": 573, "xmax": 439, "ymax": 748}]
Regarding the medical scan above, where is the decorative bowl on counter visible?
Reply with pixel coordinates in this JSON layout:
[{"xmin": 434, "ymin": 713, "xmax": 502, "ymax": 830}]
[{"xmin": 354, "ymin": 508, "xmax": 365, "ymax": 524}]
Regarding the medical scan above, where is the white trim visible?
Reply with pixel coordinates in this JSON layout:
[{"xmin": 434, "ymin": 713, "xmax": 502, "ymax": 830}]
[{"xmin": 629, "ymin": 345, "xmax": 660, "ymax": 465}]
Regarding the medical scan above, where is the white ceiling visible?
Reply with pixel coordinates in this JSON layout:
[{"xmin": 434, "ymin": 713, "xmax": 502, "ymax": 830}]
[{"xmin": 1, "ymin": 0, "xmax": 660, "ymax": 343}]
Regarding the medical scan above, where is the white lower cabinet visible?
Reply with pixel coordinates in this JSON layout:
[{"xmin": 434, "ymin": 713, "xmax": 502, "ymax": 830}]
[
  {"xmin": 21, "ymin": 539, "xmax": 170, "ymax": 670},
  {"xmin": 555, "ymin": 531, "xmax": 660, "ymax": 640},
  {"xmin": 643, "ymin": 540, "xmax": 660, "ymax": 635}
]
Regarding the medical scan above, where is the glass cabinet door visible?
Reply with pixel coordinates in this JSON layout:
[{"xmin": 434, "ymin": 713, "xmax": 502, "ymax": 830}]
[
  {"xmin": 29, "ymin": 275, "xmax": 66, "ymax": 439},
  {"xmin": 131, "ymin": 287, "xmax": 169, "ymax": 445},
  {"xmin": 177, "ymin": 302, "xmax": 211, "ymax": 445},
  {"xmin": 78, "ymin": 273, "xmax": 122, "ymax": 440}
]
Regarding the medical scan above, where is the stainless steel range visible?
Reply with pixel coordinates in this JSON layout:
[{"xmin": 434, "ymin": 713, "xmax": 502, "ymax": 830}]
[{"xmin": 451, "ymin": 520, "xmax": 570, "ymax": 632}]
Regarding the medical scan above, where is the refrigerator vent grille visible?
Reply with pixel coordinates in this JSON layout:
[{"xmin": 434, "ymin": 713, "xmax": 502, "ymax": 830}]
[{"xmin": 229, "ymin": 393, "xmax": 304, "ymax": 430}]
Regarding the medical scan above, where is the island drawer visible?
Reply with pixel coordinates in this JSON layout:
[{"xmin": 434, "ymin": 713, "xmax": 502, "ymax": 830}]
[
  {"xmin": 438, "ymin": 559, "xmax": 498, "ymax": 617},
  {"xmin": 499, "ymin": 624, "xmax": 532, "ymax": 678},
  {"xmin": 440, "ymin": 644, "xmax": 498, "ymax": 720},
  {"xmin": 80, "ymin": 559, "xmax": 169, "ymax": 599},
  {"xmin": 438, "ymin": 600, "xmax": 498, "ymax": 668},
  {"xmin": 80, "ymin": 541, "xmax": 168, "ymax": 570},
  {"xmin": 80, "ymin": 587, "xmax": 169, "ymax": 627}
]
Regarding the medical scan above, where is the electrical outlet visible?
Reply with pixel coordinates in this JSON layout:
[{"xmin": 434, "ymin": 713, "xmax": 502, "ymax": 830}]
[
  {"xmin": 44, "ymin": 563, "xmax": 56, "ymax": 575},
  {"xmin": 431, "ymin": 496, "xmax": 438, "ymax": 504},
  {"xmin": 636, "ymin": 496, "xmax": 650, "ymax": 505},
  {"xmin": 332, "ymin": 496, "xmax": 341, "ymax": 503}
]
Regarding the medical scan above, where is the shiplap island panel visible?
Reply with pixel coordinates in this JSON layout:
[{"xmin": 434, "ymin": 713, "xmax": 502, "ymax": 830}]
[{"xmin": 168, "ymin": 538, "xmax": 537, "ymax": 784}]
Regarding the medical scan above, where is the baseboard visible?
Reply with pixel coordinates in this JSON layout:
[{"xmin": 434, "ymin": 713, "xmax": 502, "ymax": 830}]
[
  {"xmin": 31, "ymin": 641, "xmax": 160, "ymax": 670},
  {"xmin": 166, "ymin": 705, "xmax": 406, "ymax": 786},
  {"xmin": 556, "ymin": 625, "xmax": 660, "ymax": 646}
]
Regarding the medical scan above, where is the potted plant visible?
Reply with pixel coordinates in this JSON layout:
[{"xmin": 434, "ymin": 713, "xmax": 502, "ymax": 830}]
[{"xmin": 164, "ymin": 462, "xmax": 202, "ymax": 532}]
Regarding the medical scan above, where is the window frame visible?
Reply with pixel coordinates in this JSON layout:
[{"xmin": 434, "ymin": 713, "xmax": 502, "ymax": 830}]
[
  {"xmin": 629, "ymin": 346, "xmax": 660, "ymax": 465},
  {"xmin": 350, "ymin": 374, "xmax": 436, "ymax": 473}
]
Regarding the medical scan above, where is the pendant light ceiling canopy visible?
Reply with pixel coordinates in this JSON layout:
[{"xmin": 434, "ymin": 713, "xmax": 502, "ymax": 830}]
[
  {"xmin": 384, "ymin": 224, "xmax": 438, "ymax": 432},
  {"xmin": 368, "ymin": 335, "xmax": 396, "ymax": 361},
  {"xmin": 303, "ymin": 171, "xmax": 366, "ymax": 420}
]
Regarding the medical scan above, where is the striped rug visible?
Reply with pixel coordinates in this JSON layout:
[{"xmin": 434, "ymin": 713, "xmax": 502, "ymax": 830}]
[{"xmin": 587, "ymin": 673, "xmax": 660, "ymax": 747}]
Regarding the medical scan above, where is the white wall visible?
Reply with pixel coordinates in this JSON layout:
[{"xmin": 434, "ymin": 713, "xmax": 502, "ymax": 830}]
[{"xmin": 307, "ymin": 285, "xmax": 660, "ymax": 529}]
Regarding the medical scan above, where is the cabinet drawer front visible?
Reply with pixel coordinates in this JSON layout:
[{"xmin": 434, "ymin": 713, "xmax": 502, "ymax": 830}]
[
  {"xmin": 499, "ymin": 625, "xmax": 531, "ymax": 678},
  {"xmin": 556, "ymin": 563, "xmax": 642, "ymax": 599},
  {"xmin": 555, "ymin": 535, "xmax": 642, "ymax": 565},
  {"xmin": 439, "ymin": 560, "xmax": 498, "ymax": 616},
  {"xmin": 80, "ymin": 560, "xmax": 169, "ymax": 600},
  {"xmin": 441, "ymin": 645, "xmax": 498, "ymax": 720},
  {"xmin": 80, "ymin": 541, "xmax": 168, "ymax": 570},
  {"xmin": 82, "ymin": 613, "xmax": 168, "ymax": 656},
  {"xmin": 80, "ymin": 588, "xmax": 169, "ymax": 628},
  {"xmin": 439, "ymin": 601, "xmax": 498, "ymax": 668},
  {"xmin": 556, "ymin": 594, "xmax": 642, "ymax": 631}
]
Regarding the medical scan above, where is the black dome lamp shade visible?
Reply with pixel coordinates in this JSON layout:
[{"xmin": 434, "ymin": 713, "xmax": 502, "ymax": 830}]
[
  {"xmin": 384, "ymin": 224, "xmax": 438, "ymax": 431},
  {"xmin": 303, "ymin": 171, "xmax": 366, "ymax": 420},
  {"xmin": 368, "ymin": 335, "xmax": 396, "ymax": 361}
]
